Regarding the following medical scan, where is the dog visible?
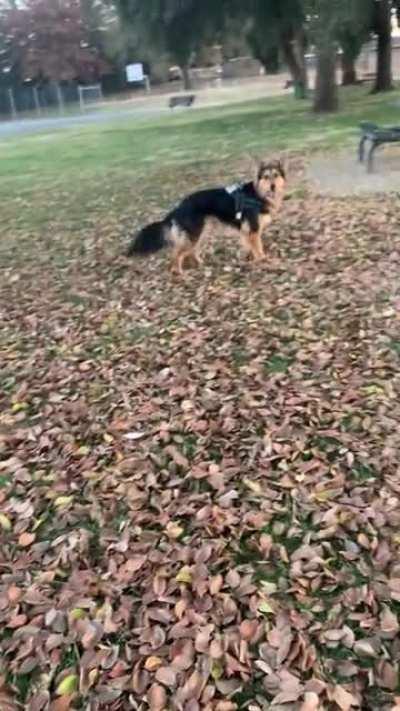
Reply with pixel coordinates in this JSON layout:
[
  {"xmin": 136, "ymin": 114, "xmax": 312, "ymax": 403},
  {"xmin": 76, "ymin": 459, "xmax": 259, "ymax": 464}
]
[{"xmin": 127, "ymin": 160, "xmax": 286, "ymax": 276}]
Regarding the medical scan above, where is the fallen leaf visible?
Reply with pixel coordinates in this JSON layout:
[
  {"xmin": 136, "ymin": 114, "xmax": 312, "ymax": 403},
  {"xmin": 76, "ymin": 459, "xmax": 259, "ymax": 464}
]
[
  {"xmin": 175, "ymin": 566, "xmax": 192, "ymax": 584},
  {"xmin": 155, "ymin": 666, "xmax": 177, "ymax": 688},
  {"xmin": 147, "ymin": 683, "xmax": 167, "ymax": 711},
  {"xmin": 331, "ymin": 685, "xmax": 358, "ymax": 711},
  {"xmin": 56, "ymin": 675, "xmax": 78, "ymax": 696},
  {"xmin": 0, "ymin": 514, "xmax": 12, "ymax": 531},
  {"xmin": 18, "ymin": 531, "xmax": 36, "ymax": 547},
  {"xmin": 145, "ymin": 657, "xmax": 163, "ymax": 672},
  {"xmin": 299, "ymin": 692, "xmax": 320, "ymax": 711}
]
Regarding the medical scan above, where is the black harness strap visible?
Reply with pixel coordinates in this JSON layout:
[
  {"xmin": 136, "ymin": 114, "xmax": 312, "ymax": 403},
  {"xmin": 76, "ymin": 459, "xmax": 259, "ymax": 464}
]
[{"xmin": 227, "ymin": 183, "xmax": 266, "ymax": 220}]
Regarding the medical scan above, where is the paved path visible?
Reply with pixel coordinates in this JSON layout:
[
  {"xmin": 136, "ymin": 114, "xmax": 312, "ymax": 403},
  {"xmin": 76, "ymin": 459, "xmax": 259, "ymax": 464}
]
[
  {"xmin": 308, "ymin": 150, "xmax": 400, "ymax": 195},
  {"xmin": 0, "ymin": 106, "xmax": 168, "ymax": 139},
  {"xmin": 0, "ymin": 75, "xmax": 290, "ymax": 140}
]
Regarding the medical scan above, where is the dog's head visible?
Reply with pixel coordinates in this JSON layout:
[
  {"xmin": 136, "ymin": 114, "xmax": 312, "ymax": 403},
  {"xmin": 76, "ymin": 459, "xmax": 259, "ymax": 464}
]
[{"xmin": 255, "ymin": 159, "xmax": 286, "ymax": 199}]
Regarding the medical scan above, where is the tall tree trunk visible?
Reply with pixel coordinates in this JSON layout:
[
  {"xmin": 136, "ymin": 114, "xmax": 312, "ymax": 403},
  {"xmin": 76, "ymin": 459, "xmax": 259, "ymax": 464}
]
[
  {"xmin": 181, "ymin": 64, "xmax": 192, "ymax": 91},
  {"xmin": 248, "ymin": 32, "xmax": 280, "ymax": 74},
  {"xmin": 281, "ymin": 30, "xmax": 308, "ymax": 99},
  {"xmin": 314, "ymin": 44, "xmax": 338, "ymax": 112},
  {"xmin": 254, "ymin": 45, "xmax": 280, "ymax": 74},
  {"xmin": 341, "ymin": 52, "xmax": 357, "ymax": 85},
  {"xmin": 373, "ymin": 0, "xmax": 393, "ymax": 92}
]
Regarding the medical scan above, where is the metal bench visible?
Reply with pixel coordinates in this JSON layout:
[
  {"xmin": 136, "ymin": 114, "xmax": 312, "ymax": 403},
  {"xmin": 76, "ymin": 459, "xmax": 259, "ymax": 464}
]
[
  {"xmin": 359, "ymin": 121, "xmax": 400, "ymax": 172},
  {"xmin": 169, "ymin": 94, "xmax": 195, "ymax": 110}
]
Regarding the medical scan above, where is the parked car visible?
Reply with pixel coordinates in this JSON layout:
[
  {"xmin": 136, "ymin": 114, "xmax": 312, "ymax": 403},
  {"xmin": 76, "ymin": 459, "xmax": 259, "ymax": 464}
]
[{"xmin": 168, "ymin": 66, "xmax": 183, "ymax": 81}]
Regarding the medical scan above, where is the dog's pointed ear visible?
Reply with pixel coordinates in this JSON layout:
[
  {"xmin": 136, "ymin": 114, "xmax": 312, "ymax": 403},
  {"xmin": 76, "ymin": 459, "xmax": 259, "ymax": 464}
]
[
  {"xmin": 256, "ymin": 159, "xmax": 267, "ymax": 180},
  {"xmin": 277, "ymin": 158, "xmax": 286, "ymax": 179}
]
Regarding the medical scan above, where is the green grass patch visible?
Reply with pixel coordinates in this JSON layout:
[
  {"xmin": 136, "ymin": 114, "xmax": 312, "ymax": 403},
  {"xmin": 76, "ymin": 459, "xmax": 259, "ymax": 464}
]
[
  {"xmin": 264, "ymin": 354, "xmax": 293, "ymax": 374},
  {"xmin": 0, "ymin": 86, "xmax": 399, "ymax": 236}
]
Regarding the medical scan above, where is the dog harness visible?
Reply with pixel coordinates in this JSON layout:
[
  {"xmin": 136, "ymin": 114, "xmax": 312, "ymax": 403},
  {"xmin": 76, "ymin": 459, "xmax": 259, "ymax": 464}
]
[{"xmin": 225, "ymin": 183, "xmax": 266, "ymax": 220}]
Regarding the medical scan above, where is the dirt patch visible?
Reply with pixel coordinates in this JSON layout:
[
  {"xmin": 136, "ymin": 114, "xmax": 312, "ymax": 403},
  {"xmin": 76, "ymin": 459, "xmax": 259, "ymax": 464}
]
[{"xmin": 308, "ymin": 145, "xmax": 400, "ymax": 195}]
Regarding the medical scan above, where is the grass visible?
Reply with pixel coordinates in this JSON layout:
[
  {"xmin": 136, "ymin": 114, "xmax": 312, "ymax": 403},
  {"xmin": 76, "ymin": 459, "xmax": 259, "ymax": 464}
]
[{"xmin": 0, "ymin": 85, "xmax": 399, "ymax": 238}]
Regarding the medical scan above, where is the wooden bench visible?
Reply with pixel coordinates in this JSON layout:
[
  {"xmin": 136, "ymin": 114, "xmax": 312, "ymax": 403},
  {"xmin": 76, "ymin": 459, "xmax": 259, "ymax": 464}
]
[
  {"xmin": 358, "ymin": 72, "xmax": 376, "ymax": 84},
  {"xmin": 359, "ymin": 122, "xmax": 400, "ymax": 172},
  {"xmin": 169, "ymin": 94, "xmax": 196, "ymax": 110}
]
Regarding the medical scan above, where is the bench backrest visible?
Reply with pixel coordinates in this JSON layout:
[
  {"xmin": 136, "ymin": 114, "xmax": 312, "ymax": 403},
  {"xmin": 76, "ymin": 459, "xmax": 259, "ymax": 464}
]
[{"xmin": 169, "ymin": 94, "xmax": 195, "ymax": 108}]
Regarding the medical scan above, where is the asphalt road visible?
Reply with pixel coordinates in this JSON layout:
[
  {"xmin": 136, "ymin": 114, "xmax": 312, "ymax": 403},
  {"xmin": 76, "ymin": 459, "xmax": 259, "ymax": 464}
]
[
  {"xmin": 0, "ymin": 76, "xmax": 294, "ymax": 140},
  {"xmin": 0, "ymin": 105, "xmax": 168, "ymax": 139}
]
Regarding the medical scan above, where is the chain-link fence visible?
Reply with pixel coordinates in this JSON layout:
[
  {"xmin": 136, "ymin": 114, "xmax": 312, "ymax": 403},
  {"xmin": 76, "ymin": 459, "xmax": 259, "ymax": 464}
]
[{"xmin": 0, "ymin": 82, "xmax": 101, "ymax": 120}]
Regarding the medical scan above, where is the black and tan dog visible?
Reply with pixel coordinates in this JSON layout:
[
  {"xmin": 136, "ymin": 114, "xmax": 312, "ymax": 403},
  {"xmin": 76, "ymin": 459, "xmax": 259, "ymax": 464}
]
[{"xmin": 127, "ymin": 160, "xmax": 286, "ymax": 275}]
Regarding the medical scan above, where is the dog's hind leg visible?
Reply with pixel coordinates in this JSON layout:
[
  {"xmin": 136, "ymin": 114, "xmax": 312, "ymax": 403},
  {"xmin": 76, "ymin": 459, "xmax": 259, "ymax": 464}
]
[
  {"xmin": 170, "ymin": 246, "xmax": 188, "ymax": 276},
  {"xmin": 169, "ymin": 223, "xmax": 192, "ymax": 276},
  {"xmin": 184, "ymin": 243, "xmax": 204, "ymax": 268},
  {"xmin": 179, "ymin": 218, "xmax": 205, "ymax": 270}
]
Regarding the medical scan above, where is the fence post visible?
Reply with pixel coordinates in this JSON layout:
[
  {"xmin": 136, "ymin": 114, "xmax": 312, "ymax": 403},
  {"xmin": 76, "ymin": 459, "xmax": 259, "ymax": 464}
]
[
  {"xmin": 8, "ymin": 88, "xmax": 17, "ymax": 119},
  {"xmin": 55, "ymin": 81, "xmax": 64, "ymax": 115},
  {"xmin": 32, "ymin": 86, "xmax": 41, "ymax": 117},
  {"xmin": 78, "ymin": 86, "xmax": 84, "ymax": 112}
]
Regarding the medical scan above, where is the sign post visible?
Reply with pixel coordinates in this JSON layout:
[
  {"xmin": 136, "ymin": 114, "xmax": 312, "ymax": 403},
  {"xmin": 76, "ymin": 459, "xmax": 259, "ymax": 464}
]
[{"xmin": 126, "ymin": 63, "xmax": 150, "ymax": 92}]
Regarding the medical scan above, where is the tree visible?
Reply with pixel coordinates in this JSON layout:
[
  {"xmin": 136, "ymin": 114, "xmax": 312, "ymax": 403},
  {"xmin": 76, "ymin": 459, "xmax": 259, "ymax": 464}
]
[
  {"xmin": 306, "ymin": 0, "xmax": 340, "ymax": 112},
  {"xmin": 116, "ymin": 0, "xmax": 222, "ymax": 90},
  {"xmin": 247, "ymin": 0, "xmax": 308, "ymax": 97},
  {"xmin": 372, "ymin": 0, "xmax": 393, "ymax": 92},
  {"xmin": 1, "ymin": 0, "xmax": 108, "ymax": 85},
  {"xmin": 246, "ymin": 26, "xmax": 281, "ymax": 74},
  {"xmin": 309, "ymin": 0, "xmax": 374, "ymax": 112},
  {"xmin": 336, "ymin": 0, "xmax": 373, "ymax": 85},
  {"xmin": 338, "ymin": 31, "xmax": 364, "ymax": 85}
]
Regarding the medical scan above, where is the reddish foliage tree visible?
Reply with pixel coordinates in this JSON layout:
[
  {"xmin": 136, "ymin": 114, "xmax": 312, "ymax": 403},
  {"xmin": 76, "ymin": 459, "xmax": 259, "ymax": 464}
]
[{"xmin": 2, "ymin": 0, "xmax": 108, "ymax": 83}]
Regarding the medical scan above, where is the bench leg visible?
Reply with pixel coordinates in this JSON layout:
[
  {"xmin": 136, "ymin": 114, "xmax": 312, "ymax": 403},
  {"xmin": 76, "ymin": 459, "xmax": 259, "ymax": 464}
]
[
  {"xmin": 359, "ymin": 136, "xmax": 367, "ymax": 163},
  {"xmin": 367, "ymin": 141, "xmax": 379, "ymax": 173}
]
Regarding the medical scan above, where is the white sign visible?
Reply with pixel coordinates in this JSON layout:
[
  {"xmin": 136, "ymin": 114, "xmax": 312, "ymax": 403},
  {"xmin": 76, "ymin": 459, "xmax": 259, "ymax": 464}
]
[{"xmin": 126, "ymin": 63, "xmax": 144, "ymax": 83}]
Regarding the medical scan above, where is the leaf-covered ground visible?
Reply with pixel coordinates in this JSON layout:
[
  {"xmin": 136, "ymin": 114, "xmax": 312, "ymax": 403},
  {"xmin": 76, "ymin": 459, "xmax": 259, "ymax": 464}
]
[{"xmin": 1, "ymin": 160, "xmax": 400, "ymax": 711}]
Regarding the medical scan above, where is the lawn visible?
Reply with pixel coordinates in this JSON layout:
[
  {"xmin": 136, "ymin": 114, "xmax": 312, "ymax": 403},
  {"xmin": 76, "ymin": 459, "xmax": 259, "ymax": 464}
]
[
  {"xmin": 1, "ymin": 87, "xmax": 400, "ymax": 710},
  {"xmin": 1, "ymin": 84, "xmax": 400, "ymax": 236}
]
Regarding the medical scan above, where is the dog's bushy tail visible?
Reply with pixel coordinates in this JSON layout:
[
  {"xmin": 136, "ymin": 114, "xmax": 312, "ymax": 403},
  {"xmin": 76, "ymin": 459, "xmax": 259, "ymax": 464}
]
[{"xmin": 127, "ymin": 220, "xmax": 168, "ymax": 256}]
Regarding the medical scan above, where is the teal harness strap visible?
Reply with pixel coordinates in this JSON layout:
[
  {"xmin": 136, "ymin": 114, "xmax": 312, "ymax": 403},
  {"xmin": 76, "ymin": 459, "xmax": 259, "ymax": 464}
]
[
  {"xmin": 226, "ymin": 184, "xmax": 265, "ymax": 220},
  {"xmin": 226, "ymin": 183, "xmax": 268, "ymax": 221}
]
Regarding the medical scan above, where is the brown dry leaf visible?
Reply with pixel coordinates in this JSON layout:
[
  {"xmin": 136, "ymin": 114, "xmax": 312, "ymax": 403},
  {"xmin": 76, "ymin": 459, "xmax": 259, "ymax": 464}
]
[
  {"xmin": 209, "ymin": 574, "xmax": 224, "ymax": 595},
  {"xmin": 145, "ymin": 657, "xmax": 163, "ymax": 672},
  {"xmin": 172, "ymin": 641, "xmax": 194, "ymax": 671},
  {"xmin": 195, "ymin": 627, "xmax": 212, "ymax": 653},
  {"xmin": 380, "ymin": 605, "xmax": 399, "ymax": 638},
  {"xmin": 50, "ymin": 697, "xmax": 74, "ymax": 711},
  {"xmin": 0, "ymin": 676, "xmax": 20, "ymax": 711},
  {"xmin": 7, "ymin": 585, "xmax": 22, "ymax": 604},
  {"xmin": 240, "ymin": 619, "xmax": 258, "ymax": 640},
  {"xmin": 209, "ymin": 639, "xmax": 224, "ymax": 659},
  {"xmin": 377, "ymin": 661, "xmax": 398, "ymax": 691},
  {"xmin": 165, "ymin": 445, "xmax": 189, "ymax": 469},
  {"xmin": 179, "ymin": 671, "xmax": 205, "ymax": 702},
  {"xmin": 353, "ymin": 640, "xmax": 376, "ymax": 658},
  {"xmin": 18, "ymin": 531, "xmax": 36, "ymax": 547},
  {"xmin": 165, "ymin": 521, "xmax": 184, "ymax": 539},
  {"xmin": 155, "ymin": 666, "xmax": 177, "ymax": 688},
  {"xmin": 7, "ymin": 613, "xmax": 28, "ymax": 628},
  {"xmin": 299, "ymin": 692, "xmax": 320, "ymax": 711},
  {"xmin": 147, "ymin": 683, "xmax": 167, "ymax": 711},
  {"xmin": 330, "ymin": 685, "xmax": 358, "ymax": 710}
]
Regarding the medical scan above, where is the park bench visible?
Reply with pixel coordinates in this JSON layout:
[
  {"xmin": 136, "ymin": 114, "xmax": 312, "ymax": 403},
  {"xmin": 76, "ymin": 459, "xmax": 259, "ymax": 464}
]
[
  {"xmin": 359, "ymin": 121, "xmax": 400, "ymax": 173},
  {"xmin": 169, "ymin": 94, "xmax": 196, "ymax": 110}
]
